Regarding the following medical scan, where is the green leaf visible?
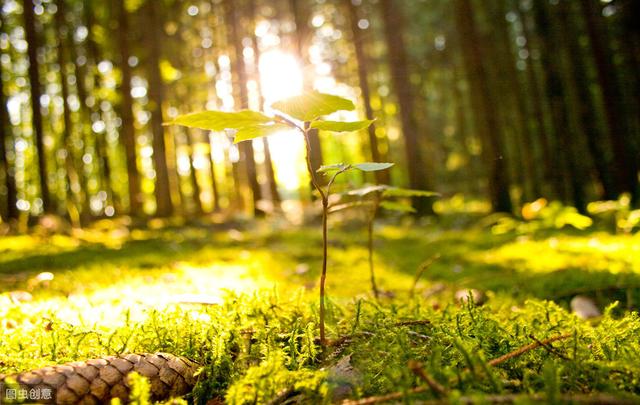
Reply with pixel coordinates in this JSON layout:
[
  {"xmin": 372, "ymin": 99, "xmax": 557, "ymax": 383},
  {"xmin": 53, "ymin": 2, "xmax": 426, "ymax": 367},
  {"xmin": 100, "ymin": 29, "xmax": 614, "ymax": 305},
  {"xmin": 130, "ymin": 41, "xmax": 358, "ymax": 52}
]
[
  {"xmin": 380, "ymin": 201, "xmax": 416, "ymax": 213},
  {"xmin": 310, "ymin": 119, "xmax": 374, "ymax": 132},
  {"xmin": 352, "ymin": 162, "xmax": 394, "ymax": 172},
  {"xmin": 234, "ymin": 123, "xmax": 291, "ymax": 143},
  {"xmin": 166, "ymin": 110, "xmax": 273, "ymax": 131},
  {"xmin": 347, "ymin": 185, "xmax": 387, "ymax": 197},
  {"xmin": 317, "ymin": 163, "xmax": 350, "ymax": 173},
  {"xmin": 271, "ymin": 91, "xmax": 355, "ymax": 121},
  {"xmin": 382, "ymin": 187, "xmax": 440, "ymax": 198},
  {"xmin": 328, "ymin": 200, "xmax": 373, "ymax": 213}
]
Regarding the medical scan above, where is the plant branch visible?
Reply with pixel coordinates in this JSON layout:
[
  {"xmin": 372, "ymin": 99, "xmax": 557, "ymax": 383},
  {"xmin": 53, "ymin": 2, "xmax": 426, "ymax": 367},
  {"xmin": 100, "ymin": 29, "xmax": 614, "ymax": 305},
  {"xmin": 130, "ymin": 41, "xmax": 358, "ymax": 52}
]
[
  {"xmin": 486, "ymin": 333, "xmax": 572, "ymax": 367},
  {"xmin": 408, "ymin": 360, "xmax": 448, "ymax": 397}
]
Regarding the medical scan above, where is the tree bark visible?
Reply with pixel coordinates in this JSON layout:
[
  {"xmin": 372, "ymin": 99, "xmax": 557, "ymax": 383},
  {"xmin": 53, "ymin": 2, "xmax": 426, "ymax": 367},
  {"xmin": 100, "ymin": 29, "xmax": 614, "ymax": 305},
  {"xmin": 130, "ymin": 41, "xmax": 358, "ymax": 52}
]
[
  {"xmin": 558, "ymin": 0, "xmax": 616, "ymax": 201},
  {"xmin": 453, "ymin": 0, "xmax": 512, "ymax": 213},
  {"xmin": 533, "ymin": 0, "xmax": 587, "ymax": 212},
  {"xmin": 224, "ymin": 0, "xmax": 263, "ymax": 217},
  {"xmin": 580, "ymin": 0, "xmax": 639, "ymax": 202},
  {"xmin": 22, "ymin": 0, "xmax": 51, "ymax": 212},
  {"xmin": 84, "ymin": 1, "xmax": 117, "ymax": 212},
  {"xmin": 380, "ymin": 0, "xmax": 435, "ymax": 214},
  {"xmin": 146, "ymin": 0, "xmax": 173, "ymax": 217},
  {"xmin": 54, "ymin": 0, "xmax": 85, "ymax": 226},
  {"xmin": 289, "ymin": 0, "xmax": 325, "ymax": 187},
  {"xmin": 345, "ymin": 0, "xmax": 389, "ymax": 185},
  {"xmin": 185, "ymin": 129, "xmax": 203, "ymax": 215},
  {"xmin": 494, "ymin": 0, "xmax": 541, "ymax": 200},
  {"xmin": 516, "ymin": 5, "xmax": 559, "ymax": 200},
  {"xmin": 116, "ymin": 0, "xmax": 142, "ymax": 215},
  {"xmin": 0, "ymin": 24, "xmax": 18, "ymax": 221},
  {"xmin": 248, "ymin": 0, "xmax": 281, "ymax": 207}
]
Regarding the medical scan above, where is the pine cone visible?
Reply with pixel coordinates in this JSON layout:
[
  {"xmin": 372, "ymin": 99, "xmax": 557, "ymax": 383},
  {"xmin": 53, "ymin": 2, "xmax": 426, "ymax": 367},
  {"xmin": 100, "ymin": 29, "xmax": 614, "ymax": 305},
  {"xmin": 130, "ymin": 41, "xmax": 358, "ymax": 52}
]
[{"xmin": 0, "ymin": 353, "xmax": 199, "ymax": 404}]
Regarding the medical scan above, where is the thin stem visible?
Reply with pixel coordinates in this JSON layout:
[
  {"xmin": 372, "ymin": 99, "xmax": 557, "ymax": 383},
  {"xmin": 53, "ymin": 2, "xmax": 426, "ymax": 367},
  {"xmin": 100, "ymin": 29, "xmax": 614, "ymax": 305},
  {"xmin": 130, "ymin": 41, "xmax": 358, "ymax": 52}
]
[
  {"xmin": 300, "ymin": 123, "xmax": 329, "ymax": 347},
  {"xmin": 368, "ymin": 194, "xmax": 381, "ymax": 299}
]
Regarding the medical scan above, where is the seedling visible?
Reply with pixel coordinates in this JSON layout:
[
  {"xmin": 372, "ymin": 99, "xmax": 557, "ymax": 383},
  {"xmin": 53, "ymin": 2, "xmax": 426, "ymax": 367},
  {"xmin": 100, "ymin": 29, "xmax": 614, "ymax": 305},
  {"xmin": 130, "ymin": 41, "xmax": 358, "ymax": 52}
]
[
  {"xmin": 333, "ymin": 185, "xmax": 437, "ymax": 298},
  {"xmin": 166, "ymin": 90, "xmax": 392, "ymax": 346}
]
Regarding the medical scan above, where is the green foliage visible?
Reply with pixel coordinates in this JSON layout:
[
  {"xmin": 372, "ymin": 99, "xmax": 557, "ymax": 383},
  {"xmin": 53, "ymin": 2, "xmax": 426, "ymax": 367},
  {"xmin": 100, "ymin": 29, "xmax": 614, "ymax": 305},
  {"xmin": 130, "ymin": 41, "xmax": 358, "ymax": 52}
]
[
  {"xmin": 310, "ymin": 119, "xmax": 375, "ymax": 132},
  {"xmin": 270, "ymin": 91, "xmax": 355, "ymax": 121},
  {"xmin": 2, "ymin": 223, "xmax": 640, "ymax": 403},
  {"xmin": 166, "ymin": 110, "xmax": 273, "ymax": 131},
  {"xmin": 317, "ymin": 162, "xmax": 394, "ymax": 174}
]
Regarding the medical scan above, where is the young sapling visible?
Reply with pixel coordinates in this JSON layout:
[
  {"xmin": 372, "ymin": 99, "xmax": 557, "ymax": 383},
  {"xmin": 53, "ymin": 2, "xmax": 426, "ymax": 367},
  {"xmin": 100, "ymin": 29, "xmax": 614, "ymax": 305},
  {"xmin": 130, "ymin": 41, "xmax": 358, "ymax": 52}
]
[
  {"xmin": 166, "ymin": 90, "xmax": 392, "ymax": 347},
  {"xmin": 334, "ymin": 185, "xmax": 438, "ymax": 298}
]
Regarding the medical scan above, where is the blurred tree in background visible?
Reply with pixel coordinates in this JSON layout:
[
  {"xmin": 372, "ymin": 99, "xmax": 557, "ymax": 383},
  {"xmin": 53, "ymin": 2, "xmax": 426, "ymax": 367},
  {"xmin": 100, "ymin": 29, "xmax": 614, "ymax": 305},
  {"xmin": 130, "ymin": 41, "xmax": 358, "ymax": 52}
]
[{"xmin": 1, "ymin": 0, "xmax": 639, "ymax": 225}]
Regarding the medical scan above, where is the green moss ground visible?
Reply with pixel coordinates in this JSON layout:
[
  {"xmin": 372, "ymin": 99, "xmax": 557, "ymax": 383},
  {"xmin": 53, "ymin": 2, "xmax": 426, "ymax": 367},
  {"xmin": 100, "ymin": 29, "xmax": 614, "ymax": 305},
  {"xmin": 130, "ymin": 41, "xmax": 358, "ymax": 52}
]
[{"xmin": 1, "ymin": 211, "xmax": 640, "ymax": 403}]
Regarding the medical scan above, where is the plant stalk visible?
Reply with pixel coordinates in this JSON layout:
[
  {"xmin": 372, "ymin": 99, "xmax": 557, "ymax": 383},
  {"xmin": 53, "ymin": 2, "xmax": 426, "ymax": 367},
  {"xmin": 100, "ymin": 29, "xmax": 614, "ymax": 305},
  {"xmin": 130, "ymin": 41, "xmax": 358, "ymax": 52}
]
[
  {"xmin": 301, "ymin": 123, "xmax": 329, "ymax": 347},
  {"xmin": 368, "ymin": 194, "xmax": 381, "ymax": 299}
]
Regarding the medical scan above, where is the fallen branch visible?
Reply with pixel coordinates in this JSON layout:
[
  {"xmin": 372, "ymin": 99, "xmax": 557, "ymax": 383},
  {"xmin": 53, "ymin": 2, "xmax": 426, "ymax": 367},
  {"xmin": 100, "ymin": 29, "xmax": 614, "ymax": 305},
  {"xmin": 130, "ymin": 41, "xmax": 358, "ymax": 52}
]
[
  {"xmin": 528, "ymin": 333, "xmax": 570, "ymax": 360},
  {"xmin": 487, "ymin": 333, "xmax": 571, "ymax": 367},
  {"xmin": 408, "ymin": 361, "xmax": 447, "ymax": 397}
]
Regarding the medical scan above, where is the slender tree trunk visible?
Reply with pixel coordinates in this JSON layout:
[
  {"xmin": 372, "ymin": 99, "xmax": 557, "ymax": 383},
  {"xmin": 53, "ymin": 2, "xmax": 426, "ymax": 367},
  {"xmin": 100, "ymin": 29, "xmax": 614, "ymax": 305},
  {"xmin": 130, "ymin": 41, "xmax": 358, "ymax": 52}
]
[
  {"xmin": 22, "ymin": 0, "xmax": 51, "ymax": 212},
  {"xmin": 380, "ymin": 0, "xmax": 435, "ymax": 214},
  {"xmin": 207, "ymin": 133, "xmax": 221, "ymax": 211},
  {"xmin": 0, "ymin": 36, "xmax": 18, "ymax": 221},
  {"xmin": 185, "ymin": 129, "xmax": 203, "ymax": 215},
  {"xmin": 516, "ymin": 6, "xmax": 558, "ymax": 199},
  {"xmin": 116, "ymin": 0, "xmax": 142, "ymax": 215},
  {"xmin": 580, "ymin": 0, "xmax": 639, "ymax": 202},
  {"xmin": 558, "ymin": 1, "xmax": 616, "ymax": 201},
  {"xmin": 453, "ymin": 0, "xmax": 512, "ymax": 213},
  {"xmin": 54, "ymin": 0, "xmax": 85, "ymax": 226},
  {"xmin": 494, "ymin": 0, "xmax": 541, "ymax": 200},
  {"xmin": 224, "ymin": 0, "xmax": 263, "ymax": 217},
  {"xmin": 67, "ymin": 7, "xmax": 93, "ymax": 221},
  {"xmin": 248, "ymin": 0, "xmax": 281, "ymax": 207},
  {"xmin": 533, "ymin": 0, "xmax": 587, "ymax": 212},
  {"xmin": 289, "ymin": 0, "xmax": 324, "ymax": 186},
  {"xmin": 345, "ymin": 0, "xmax": 388, "ymax": 185},
  {"xmin": 146, "ymin": 0, "xmax": 173, "ymax": 217},
  {"xmin": 84, "ymin": 2, "xmax": 116, "ymax": 211}
]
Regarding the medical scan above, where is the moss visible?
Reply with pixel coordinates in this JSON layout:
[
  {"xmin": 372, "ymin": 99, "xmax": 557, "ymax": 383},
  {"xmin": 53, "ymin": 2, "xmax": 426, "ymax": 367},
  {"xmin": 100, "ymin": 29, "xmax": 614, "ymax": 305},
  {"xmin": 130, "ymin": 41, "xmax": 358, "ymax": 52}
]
[{"xmin": 1, "ymin": 217, "xmax": 640, "ymax": 403}]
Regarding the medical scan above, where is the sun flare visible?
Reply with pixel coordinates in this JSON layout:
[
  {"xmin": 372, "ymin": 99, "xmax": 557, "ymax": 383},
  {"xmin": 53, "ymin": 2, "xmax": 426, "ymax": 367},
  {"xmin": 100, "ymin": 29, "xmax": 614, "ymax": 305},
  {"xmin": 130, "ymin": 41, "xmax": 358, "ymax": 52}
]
[{"xmin": 258, "ymin": 50, "xmax": 306, "ymax": 191}]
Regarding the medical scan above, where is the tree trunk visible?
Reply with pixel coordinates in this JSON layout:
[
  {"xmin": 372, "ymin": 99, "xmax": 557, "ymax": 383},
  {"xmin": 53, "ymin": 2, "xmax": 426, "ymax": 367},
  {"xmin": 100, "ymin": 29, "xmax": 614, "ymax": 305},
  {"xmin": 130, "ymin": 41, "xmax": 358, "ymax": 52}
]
[
  {"xmin": 207, "ymin": 132, "xmax": 221, "ymax": 211},
  {"xmin": 146, "ymin": 0, "xmax": 173, "ymax": 217},
  {"xmin": 453, "ymin": 0, "xmax": 512, "ymax": 213},
  {"xmin": 248, "ymin": 0, "xmax": 281, "ymax": 207},
  {"xmin": 185, "ymin": 129, "xmax": 203, "ymax": 215},
  {"xmin": 0, "ymin": 30, "xmax": 18, "ymax": 221},
  {"xmin": 224, "ymin": 0, "xmax": 263, "ymax": 217},
  {"xmin": 22, "ymin": 0, "xmax": 51, "ymax": 212},
  {"xmin": 533, "ymin": 0, "xmax": 587, "ymax": 212},
  {"xmin": 54, "ymin": 0, "xmax": 85, "ymax": 226},
  {"xmin": 84, "ymin": 2, "xmax": 117, "ymax": 212},
  {"xmin": 289, "ymin": 0, "xmax": 325, "ymax": 187},
  {"xmin": 493, "ymin": 0, "xmax": 541, "ymax": 200},
  {"xmin": 558, "ymin": 1, "xmax": 616, "ymax": 201},
  {"xmin": 116, "ymin": 0, "xmax": 142, "ymax": 215},
  {"xmin": 580, "ymin": 0, "xmax": 639, "ymax": 202},
  {"xmin": 380, "ymin": 0, "xmax": 435, "ymax": 215},
  {"xmin": 516, "ymin": 5, "xmax": 559, "ymax": 200},
  {"xmin": 345, "ymin": 0, "xmax": 389, "ymax": 185}
]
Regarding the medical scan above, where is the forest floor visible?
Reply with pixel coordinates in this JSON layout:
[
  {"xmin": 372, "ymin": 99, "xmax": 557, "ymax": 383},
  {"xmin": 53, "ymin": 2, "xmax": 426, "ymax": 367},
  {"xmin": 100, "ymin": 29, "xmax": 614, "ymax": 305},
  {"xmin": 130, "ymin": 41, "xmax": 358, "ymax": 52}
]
[{"xmin": 1, "ymin": 207, "xmax": 640, "ymax": 403}]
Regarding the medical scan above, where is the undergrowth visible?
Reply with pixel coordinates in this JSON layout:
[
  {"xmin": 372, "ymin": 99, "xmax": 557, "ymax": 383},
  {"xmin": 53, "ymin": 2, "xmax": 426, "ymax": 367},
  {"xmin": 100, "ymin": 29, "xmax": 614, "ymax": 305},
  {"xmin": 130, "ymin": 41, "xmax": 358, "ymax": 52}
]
[
  {"xmin": 2, "ymin": 212, "xmax": 640, "ymax": 403},
  {"xmin": 2, "ymin": 290, "xmax": 640, "ymax": 403}
]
